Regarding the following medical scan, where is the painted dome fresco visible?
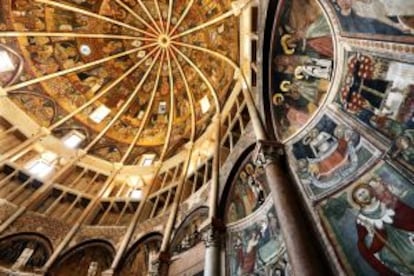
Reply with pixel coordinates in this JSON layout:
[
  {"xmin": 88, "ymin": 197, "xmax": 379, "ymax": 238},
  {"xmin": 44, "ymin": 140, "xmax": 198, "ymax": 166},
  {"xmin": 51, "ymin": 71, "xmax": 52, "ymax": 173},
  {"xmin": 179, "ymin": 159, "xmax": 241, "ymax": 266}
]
[
  {"xmin": 0, "ymin": 0, "xmax": 241, "ymax": 164},
  {"xmin": 0, "ymin": 0, "xmax": 414, "ymax": 275}
]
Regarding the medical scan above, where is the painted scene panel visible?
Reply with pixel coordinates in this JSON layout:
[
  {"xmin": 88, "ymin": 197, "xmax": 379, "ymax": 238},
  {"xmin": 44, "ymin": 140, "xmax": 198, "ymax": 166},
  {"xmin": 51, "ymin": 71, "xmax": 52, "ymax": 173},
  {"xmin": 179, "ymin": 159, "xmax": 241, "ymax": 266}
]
[
  {"xmin": 271, "ymin": 0, "xmax": 334, "ymax": 140},
  {"xmin": 226, "ymin": 199, "xmax": 288, "ymax": 276},
  {"xmin": 336, "ymin": 51, "xmax": 414, "ymax": 171},
  {"xmin": 329, "ymin": 0, "xmax": 414, "ymax": 40},
  {"xmin": 290, "ymin": 114, "xmax": 379, "ymax": 198},
  {"xmin": 225, "ymin": 159, "xmax": 270, "ymax": 224},
  {"xmin": 319, "ymin": 162, "xmax": 414, "ymax": 275}
]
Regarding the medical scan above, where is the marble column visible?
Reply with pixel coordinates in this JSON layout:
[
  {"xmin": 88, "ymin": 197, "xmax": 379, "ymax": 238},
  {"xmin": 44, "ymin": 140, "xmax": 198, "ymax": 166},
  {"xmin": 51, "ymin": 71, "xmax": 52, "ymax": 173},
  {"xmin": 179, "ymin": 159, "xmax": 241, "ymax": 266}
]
[
  {"xmin": 203, "ymin": 218, "xmax": 225, "ymax": 276},
  {"xmin": 257, "ymin": 141, "xmax": 332, "ymax": 276},
  {"xmin": 204, "ymin": 115, "xmax": 223, "ymax": 276}
]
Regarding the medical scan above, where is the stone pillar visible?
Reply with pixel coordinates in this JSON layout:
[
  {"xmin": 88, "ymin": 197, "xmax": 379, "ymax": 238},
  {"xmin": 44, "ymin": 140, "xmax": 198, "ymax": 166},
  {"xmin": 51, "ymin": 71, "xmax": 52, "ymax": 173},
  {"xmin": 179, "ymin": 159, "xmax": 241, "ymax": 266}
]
[
  {"xmin": 147, "ymin": 245, "xmax": 159, "ymax": 276},
  {"xmin": 256, "ymin": 141, "xmax": 332, "ymax": 276},
  {"xmin": 204, "ymin": 115, "xmax": 223, "ymax": 276},
  {"xmin": 203, "ymin": 221, "xmax": 223, "ymax": 276},
  {"xmin": 11, "ymin": 246, "xmax": 34, "ymax": 270},
  {"xmin": 152, "ymin": 251, "xmax": 170, "ymax": 276}
]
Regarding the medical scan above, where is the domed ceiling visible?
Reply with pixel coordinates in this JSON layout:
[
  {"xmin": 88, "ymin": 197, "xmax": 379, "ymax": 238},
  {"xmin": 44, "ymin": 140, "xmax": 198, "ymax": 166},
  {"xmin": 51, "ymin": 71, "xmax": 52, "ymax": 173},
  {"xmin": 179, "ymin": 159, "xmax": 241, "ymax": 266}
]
[{"xmin": 0, "ymin": 0, "xmax": 239, "ymax": 164}]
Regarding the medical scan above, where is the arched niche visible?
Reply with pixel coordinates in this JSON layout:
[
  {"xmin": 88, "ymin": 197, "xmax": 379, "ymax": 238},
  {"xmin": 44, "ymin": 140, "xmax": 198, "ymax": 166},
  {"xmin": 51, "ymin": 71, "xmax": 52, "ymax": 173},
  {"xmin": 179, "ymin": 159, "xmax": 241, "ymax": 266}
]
[
  {"xmin": 219, "ymin": 145, "xmax": 289, "ymax": 275},
  {"xmin": 219, "ymin": 144, "xmax": 270, "ymax": 224},
  {"xmin": 170, "ymin": 206, "xmax": 209, "ymax": 255},
  {"xmin": 0, "ymin": 232, "xmax": 52, "ymax": 272},
  {"xmin": 48, "ymin": 239, "xmax": 114, "ymax": 276},
  {"xmin": 264, "ymin": 0, "xmax": 337, "ymax": 143},
  {"xmin": 116, "ymin": 233, "xmax": 162, "ymax": 276}
]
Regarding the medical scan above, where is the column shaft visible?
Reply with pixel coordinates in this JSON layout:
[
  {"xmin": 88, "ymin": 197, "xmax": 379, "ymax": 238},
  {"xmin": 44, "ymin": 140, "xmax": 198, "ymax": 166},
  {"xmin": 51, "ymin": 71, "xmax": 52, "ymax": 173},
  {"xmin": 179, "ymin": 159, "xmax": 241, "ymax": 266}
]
[
  {"xmin": 204, "ymin": 116, "xmax": 222, "ymax": 276},
  {"xmin": 264, "ymin": 157, "xmax": 331, "ymax": 276},
  {"xmin": 203, "ymin": 227, "xmax": 221, "ymax": 276}
]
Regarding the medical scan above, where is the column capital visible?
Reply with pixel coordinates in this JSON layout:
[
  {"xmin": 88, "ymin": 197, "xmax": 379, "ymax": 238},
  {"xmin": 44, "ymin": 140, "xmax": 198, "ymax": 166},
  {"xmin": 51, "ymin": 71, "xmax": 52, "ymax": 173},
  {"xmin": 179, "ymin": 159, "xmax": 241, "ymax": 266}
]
[
  {"xmin": 210, "ymin": 217, "xmax": 226, "ymax": 231},
  {"xmin": 203, "ymin": 218, "xmax": 225, "ymax": 248},
  {"xmin": 204, "ymin": 227, "xmax": 221, "ymax": 248},
  {"xmin": 254, "ymin": 140, "xmax": 285, "ymax": 167}
]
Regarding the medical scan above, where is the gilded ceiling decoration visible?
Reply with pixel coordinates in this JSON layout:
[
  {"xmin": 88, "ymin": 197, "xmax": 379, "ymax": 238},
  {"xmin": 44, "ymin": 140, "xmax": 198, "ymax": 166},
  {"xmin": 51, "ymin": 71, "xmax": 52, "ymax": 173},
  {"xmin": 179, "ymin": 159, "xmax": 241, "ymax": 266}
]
[{"xmin": 0, "ymin": 0, "xmax": 240, "ymax": 164}]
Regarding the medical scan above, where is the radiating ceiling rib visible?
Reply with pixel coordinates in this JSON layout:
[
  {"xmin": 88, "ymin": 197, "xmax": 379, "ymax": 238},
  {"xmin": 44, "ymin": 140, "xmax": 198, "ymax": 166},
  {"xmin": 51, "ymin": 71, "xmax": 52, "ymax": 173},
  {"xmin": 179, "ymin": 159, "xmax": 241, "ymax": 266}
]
[
  {"xmin": 0, "ymin": 0, "xmax": 242, "ymax": 172},
  {"xmin": 113, "ymin": 0, "xmax": 159, "ymax": 35},
  {"xmin": 4, "ymin": 45, "xmax": 151, "ymax": 92},
  {"xmin": 47, "ymin": 43, "xmax": 157, "ymax": 130},
  {"xmin": 0, "ymin": 32, "xmax": 145, "ymax": 40},
  {"xmin": 84, "ymin": 48, "xmax": 161, "ymax": 152},
  {"xmin": 171, "ymin": 9, "xmax": 234, "ymax": 40},
  {"xmin": 166, "ymin": 0, "xmax": 174, "ymax": 34},
  {"xmin": 153, "ymin": 0, "xmax": 165, "ymax": 33},
  {"xmin": 159, "ymin": 49, "xmax": 176, "ymax": 160},
  {"xmin": 120, "ymin": 51, "xmax": 166, "ymax": 164},
  {"xmin": 168, "ymin": 0, "xmax": 194, "ymax": 36},
  {"xmin": 172, "ymin": 41, "xmax": 239, "ymax": 69},
  {"xmin": 171, "ymin": 41, "xmax": 263, "ymax": 140},
  {"xmin": 171, "ymin": 44, "xmax": 220, "ymax": 114},
  {"xmin": 136, "ymin": 0, "xmax": 163, "ymax": 33},
  {"xmin": 35, "ymin": 0, "xmax": 157, "ymax": 37},
  {"xmin": 169, "ymin": 48, "xmax": 196, "ymax": 141},
  {"xmin": 0, "ymin": 126, "xmax": 17, "ymax": 139},
  {"xmin": 0, "ymin": 44, "xmax": 158, "ymax": 164},
  {"xmin": 171, "ymin": 41, "xmax": 258, "ymax": 122}
]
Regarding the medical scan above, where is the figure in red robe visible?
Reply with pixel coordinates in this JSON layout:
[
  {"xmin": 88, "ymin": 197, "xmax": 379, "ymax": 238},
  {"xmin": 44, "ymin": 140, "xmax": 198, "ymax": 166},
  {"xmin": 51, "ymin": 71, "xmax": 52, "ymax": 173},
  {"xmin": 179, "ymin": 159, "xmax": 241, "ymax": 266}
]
[{"xmin": 352, "ymin": 180, "xmax": 414, "ymax": 275}]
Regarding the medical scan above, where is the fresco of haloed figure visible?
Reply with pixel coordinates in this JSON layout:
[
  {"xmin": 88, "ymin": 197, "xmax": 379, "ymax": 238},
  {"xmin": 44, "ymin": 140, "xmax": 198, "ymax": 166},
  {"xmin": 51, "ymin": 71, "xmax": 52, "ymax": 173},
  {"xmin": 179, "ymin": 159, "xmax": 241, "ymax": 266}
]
[
  {"xmin": 330, "ymin": 0, "xmax": 414, "ymax": 39},
  {"xmin": 226, "ymin": 201, "xmax": 287, "ymax": 276},
  {"xmin": 337, "ymin": 51, "xmax": 414, "ymax": 172},
  {"xmin": 290, "ymin": 114, "xmax": 380, "ymax": 199},
  {"xmin": 271, "ymin": 0, "xmax": 334, "ymax": 140},
  {"xmin": 319, "ymin": 162, "xmax": 414, "ymax": 275}
]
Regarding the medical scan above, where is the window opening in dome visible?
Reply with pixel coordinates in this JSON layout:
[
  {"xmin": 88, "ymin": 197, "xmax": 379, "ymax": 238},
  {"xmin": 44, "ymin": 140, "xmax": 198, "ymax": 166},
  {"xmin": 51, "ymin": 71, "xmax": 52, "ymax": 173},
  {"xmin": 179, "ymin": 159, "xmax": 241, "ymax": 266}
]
[
  {"xmin": 137, "ymin": 110, "xmax": 145, "ymax": 119},
  {"xmin": 0, "ymin": 50, "xmax": 15, "ymax": 73},
  {"xmin": 200, "ymin": 96, "xmax": 211, "ymax": 114},
  {"xmin": 89, "ymin": 105, "xmax": 111, "ymax": 123},
  {"xmin": 141, "ymin": 154, "xmax": 156, "ymax": 167},
  {"xmin": 25, "ymin": 151, "xmax": 58, "ymax": 179},
  {"xmin": 130, "ymin": 189, "xmax": 142, "ymax": 200},
  {"xmin": 62, "ymin": 131, "xmax": 85, "ymax": 149},
  {"xmin": 158, "ymin": 101, "xmax": 167, "ymax": 114}
]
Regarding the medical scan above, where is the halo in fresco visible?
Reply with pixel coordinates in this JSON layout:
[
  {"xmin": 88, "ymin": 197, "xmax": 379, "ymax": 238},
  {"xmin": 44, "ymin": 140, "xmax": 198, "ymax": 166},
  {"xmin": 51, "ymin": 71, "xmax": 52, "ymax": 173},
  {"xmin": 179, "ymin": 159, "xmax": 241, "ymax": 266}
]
[
  {"xmin": 270, "ymin": 0, "xmax": 334, "ymax": 141},
  {"xmin": 319, "ymin": 162, "xmax": 414, "ymax": 275}
]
